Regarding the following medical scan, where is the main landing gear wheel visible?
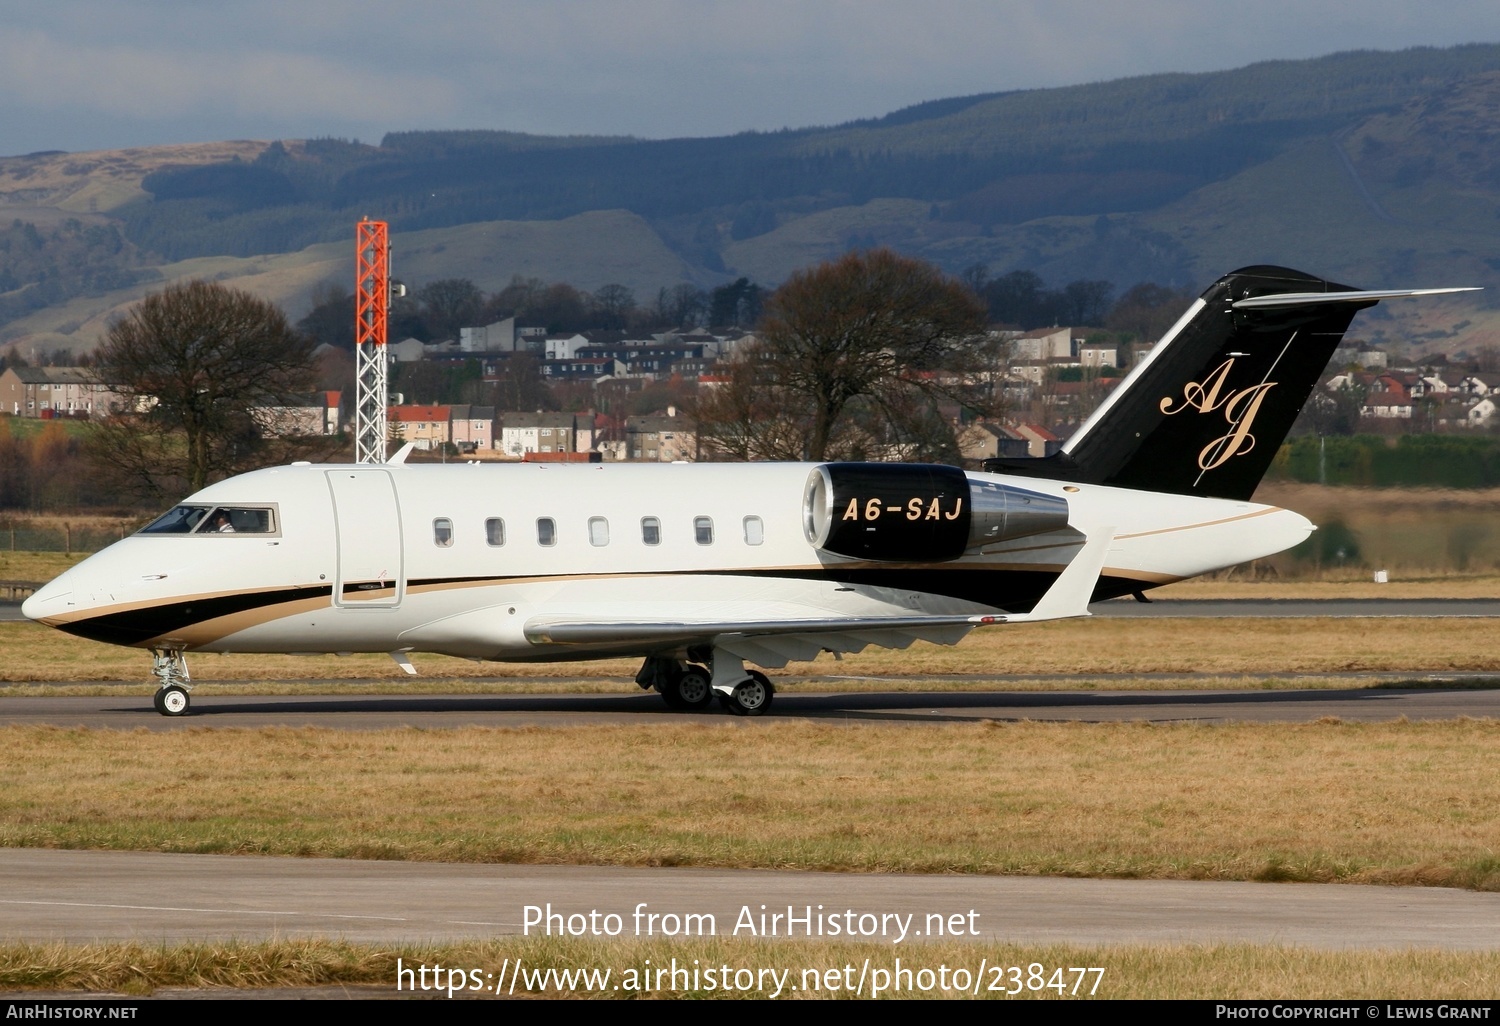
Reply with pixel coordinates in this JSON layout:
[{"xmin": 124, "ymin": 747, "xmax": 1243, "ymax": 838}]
[
  {"xmin": 660, "ymin": 665, "xmax": 713, "ymax": 711},
  {"xmin": 720, "ymin": 671, "xmax": 774, "ymax": 717},
  {"xmin": 154, "ymin": 685, "xmax": 190, "ymax": 717}
]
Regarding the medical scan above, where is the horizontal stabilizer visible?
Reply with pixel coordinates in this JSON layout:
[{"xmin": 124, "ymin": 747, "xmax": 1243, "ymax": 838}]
[{"xmin": 1232, "ymin": 287, "xmax": 1479, "ymax": 309}]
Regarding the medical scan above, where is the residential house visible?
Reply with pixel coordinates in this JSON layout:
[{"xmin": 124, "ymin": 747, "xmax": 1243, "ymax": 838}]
[
  {"xmin": 1077, "ymin": 343, "xmax": 1118, "ymax": 369},
  {"xmin": 1013, "ymin": 423, "xmax": 1061, "ymax": 457},
  {"xmin": 957, "ymin": 421, "xmax": 1030, "ymax": 462},
  {"xmin": 540, "ymin": 357, "xmax": 626, "ymax": 382},
  {"xmin": 626, "ymin": 410, "xmax": 695, "ymax": 461},
  {"xmin": 1363, "ymin": 395, "xmax": 1414, "ymax": 419},
  {"xmin": 448, "ymin": 404, "xmax": 496, "ymax": 451},
  {"xmin": 0, "ymin": 367, "xmax": 124, "ymax": 419},
  {"xmin": 254, "ymin": 391, "xmax": 342, "ymax": 437},
  {"xmin": 543, "ymin": 333, "xmax": 590, "ymax": 361},
  {"xmin": 388, "ymin": 404, "xmax": 452, "ymax": 450},
  {"xmin": 1010, "ymin": 327, "xmax": 1075, "ymax": 362},
  {"xmin": 499, "ymin": 412, "xmax": 580, "ymax": 457},
  {"xmin": 458, "ymin": 318, "xmax": 516, "ymax": 353}
]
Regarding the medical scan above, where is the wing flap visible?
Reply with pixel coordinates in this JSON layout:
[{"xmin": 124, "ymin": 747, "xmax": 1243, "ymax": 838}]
[{"xmin": 523, "ymin": 613, "xmax": 1001, "ymax": 649}]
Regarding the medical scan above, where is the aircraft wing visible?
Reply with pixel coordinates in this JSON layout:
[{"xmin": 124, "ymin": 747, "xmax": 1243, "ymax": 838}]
[
  {"xmin": 525, "ymin": 613, "xmax": 993, "ymax": 667},
  {"xmin": 524, "ymin": 529, "xmax": 1116, "ymax": 667}
]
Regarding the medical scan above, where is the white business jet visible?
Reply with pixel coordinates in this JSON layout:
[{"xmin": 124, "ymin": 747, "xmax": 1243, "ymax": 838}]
[{"xmin": 22, "ymin": 266, "xmax": 1476, "ymax": 716}]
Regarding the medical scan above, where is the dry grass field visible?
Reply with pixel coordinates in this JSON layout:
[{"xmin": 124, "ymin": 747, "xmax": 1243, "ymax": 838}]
[
  {"xmin": 2, "ymin": 720, "xmax": 1495, "ymax": 889},
  {"xmin": 2, "ymin": 938, "xmax": 1496, "ymax": 999}
]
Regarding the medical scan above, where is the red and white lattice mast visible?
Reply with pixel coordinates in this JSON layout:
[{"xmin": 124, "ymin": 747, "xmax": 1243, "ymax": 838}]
[{"xmin": 354, "ymin": 218, "xmax": 390, "ymax": 464}]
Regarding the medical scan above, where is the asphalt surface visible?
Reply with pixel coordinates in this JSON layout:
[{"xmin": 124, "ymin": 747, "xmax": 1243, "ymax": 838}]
[
  {"xmin": 3, "ymin": 849, "xmax": 1497, "ymax": 950},
  {"xmin": 1, "ymin": 683, "xmax": 1497, "ymax": 728}
]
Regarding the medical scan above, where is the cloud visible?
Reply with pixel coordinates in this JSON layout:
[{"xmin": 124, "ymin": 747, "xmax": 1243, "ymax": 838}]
[
  {"xmin": 0, "ymin": 28, "xmax": 454, "ymax": 126},
  {"xmin": 3, "ymin": 0, "xmax": 1500, "ymax": 151}
]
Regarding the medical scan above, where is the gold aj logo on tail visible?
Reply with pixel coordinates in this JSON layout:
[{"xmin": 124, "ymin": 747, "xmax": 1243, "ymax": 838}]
[{"xmin": 1159, "ymin": 358, "xmax": 1277, "ymax": 472}]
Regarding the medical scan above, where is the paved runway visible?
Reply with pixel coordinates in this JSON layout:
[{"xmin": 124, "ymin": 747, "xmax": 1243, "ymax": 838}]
[
  {"xmin": 1, "ymin": 684, "xmax": 1497, "ymax": 728},
  {"xmin": 2, "ymin": 849, "xmax": 1495, "ymax": 950}
]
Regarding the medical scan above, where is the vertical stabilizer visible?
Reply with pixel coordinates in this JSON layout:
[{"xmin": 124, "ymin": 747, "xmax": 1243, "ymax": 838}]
[{"xmin": 983, "ymin": 266, "xmax": 1474, "ymax": 501}]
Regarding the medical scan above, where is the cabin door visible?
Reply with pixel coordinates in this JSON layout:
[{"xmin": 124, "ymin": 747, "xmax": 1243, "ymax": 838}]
[{"xmin": 326, "ymin": 469, "xmax": 404, "ymax": 608}]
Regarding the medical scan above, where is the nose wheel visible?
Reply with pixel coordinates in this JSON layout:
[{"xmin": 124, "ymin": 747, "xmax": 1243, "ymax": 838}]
[
  {"xmin": 149, "ymin": 648, "xmax": 192, "ymax": 717},
  {"xmin": 152, "ymin": 684, "xmax": 190, "ymax": 716}
]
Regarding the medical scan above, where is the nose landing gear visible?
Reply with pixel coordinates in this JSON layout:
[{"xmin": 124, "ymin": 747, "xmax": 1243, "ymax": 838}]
[{"xmin": 150, "ymin": 648, "xmax": 192, "ymax": 717}]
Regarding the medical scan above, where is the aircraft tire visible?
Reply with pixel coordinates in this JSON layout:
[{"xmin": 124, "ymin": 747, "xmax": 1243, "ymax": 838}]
[
  {"xmin": 721, "ymin": 674, "xmax": 774, "ymax": 717},
  {"xmin": 661, "ymin": 666, "xmax": 713, "ymax": 710},
  {"xmin": 158, "ymin": 685, "xmax": 190, "ymax": 717}
]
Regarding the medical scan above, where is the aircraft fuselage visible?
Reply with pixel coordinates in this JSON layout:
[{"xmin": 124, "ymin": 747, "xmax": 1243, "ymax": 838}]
[{"xmin": 24, "ymin": 460, "xmax": 1310, "ymax": 663}]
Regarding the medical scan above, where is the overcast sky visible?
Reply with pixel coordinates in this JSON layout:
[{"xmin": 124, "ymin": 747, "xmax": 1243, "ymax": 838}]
[{"xmin": 4, "ymin": 1, "xmax": 1500, "ymax": 156}]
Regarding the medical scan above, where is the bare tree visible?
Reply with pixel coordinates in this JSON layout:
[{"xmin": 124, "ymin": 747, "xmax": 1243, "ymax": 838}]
[
  {"xmin": 1105, "ymin": 282, "xmax": 1197, "ymax": 343},
  {"xmin": 88, "ymin": 280, "xmax": 319, "ymax": 501},
  {"xmin": 696, "ymin": 249, "xmax": 991, "ymax": 462},
  {"xmin": 416, "ymin": 278, "xmax": 483, "ymax": 340},
  {"xmin": 592, "ymin": 283, "xmax": 636, "ymax": 330}
]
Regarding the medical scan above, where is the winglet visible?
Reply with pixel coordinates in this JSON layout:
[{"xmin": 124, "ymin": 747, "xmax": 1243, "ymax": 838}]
[
  {"xmin": 387, "ymin": 443, "xmax": 417, "ymax": 465},
  {"xmin": 1009, "ymin": 528, "xmax": 1115, "ymax": 622}
]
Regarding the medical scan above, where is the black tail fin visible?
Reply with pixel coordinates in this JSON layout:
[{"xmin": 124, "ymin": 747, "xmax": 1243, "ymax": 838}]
[{"xmin": 982, "ymin": 266, "xmax": 1470, "ymax": 501}]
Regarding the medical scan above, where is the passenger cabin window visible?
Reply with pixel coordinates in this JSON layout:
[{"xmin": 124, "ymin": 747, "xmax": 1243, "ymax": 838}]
[
  {"xmin": 588, "ymin": 517, "xmax": 609, "ymax": 546},
  {"xmin": 694, "ymin": 516, "xmax": 714, "ymax": 545},
  {"xmin": 433, "ymin": 518, "xmax": 453, "ymax": 547},
  {"xmin": 138, "ymin": 505, "xmax": 276, "ymax": 535},
  {"xmin": 743, "ymin": 516, "xmax": 764, "ymax": 545},
  {"xmin": 641, "ymin": 517, "xmax": 661, "ymax": 545},
  {"xmin": 485, "ymin": 518, "xmax": 505, "ymax": 546},
  {"xmin": 537, "ymin": 517, "xmax": 556, "ymax": 546}
]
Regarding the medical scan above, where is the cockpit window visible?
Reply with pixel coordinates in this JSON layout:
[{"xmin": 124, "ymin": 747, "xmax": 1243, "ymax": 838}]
[
  {"xmin": 139, "ymin": 505, "xmax": 211, "ymax": 534},
  {"xmin": 138, "ymin": 504, "xmax": 278, "ymax": 536}
]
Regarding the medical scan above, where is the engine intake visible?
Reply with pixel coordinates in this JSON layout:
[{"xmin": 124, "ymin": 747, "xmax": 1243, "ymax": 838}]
[{"xmin": 803, "ymin": 463, "xmax": 1069, "ymax": 562}]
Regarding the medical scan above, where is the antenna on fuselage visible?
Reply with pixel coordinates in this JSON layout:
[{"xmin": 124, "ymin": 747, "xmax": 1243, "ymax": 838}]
[{"xmin": 354, "ymin": 218, "xmax": 395, "ymax": 464}]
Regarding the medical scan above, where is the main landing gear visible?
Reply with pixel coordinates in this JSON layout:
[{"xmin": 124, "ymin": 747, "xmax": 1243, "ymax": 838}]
[
  {"xmin": 150, "ymin": 648, "xmax": 192, "ymax": 717},
  {"xmin": 636, "ymin": 653, "xmax": 775, "ymax": 716}
]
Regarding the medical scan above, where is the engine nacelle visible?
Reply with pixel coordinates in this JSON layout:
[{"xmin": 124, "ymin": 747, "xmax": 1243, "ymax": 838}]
[{"xmin": 803, "ymin": 463, "xmax": 1069, "ymax": 562}]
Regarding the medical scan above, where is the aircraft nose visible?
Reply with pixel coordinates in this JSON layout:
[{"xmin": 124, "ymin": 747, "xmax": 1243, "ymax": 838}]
[{"xmin": 22, "ymin": 578, "xmax": 74, "ymax": 623}]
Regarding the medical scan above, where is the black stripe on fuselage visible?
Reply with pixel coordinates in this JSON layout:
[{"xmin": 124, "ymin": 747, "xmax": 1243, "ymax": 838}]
[{"xmin": 53, "ymin": 585, "xmax": 334, "ymax": 646}]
